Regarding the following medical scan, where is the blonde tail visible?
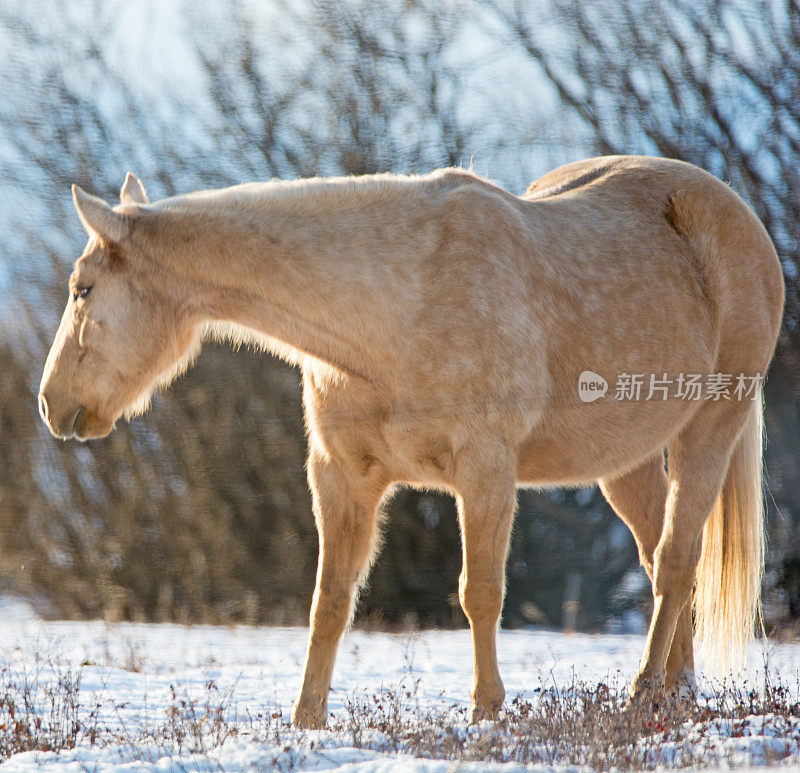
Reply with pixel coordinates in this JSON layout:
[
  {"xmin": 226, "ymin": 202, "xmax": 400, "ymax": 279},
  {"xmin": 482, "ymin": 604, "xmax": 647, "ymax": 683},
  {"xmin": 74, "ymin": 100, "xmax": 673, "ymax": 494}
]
[{"xmin": 693, "ymin": 392, "xmax": 765, "ymax": 673}]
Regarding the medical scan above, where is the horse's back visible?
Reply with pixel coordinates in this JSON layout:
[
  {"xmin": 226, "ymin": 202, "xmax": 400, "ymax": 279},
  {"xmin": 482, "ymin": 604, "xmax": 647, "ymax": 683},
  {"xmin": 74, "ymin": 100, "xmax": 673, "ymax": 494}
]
[
  {"xmin": 524, "ymin": 154, "xmax": 729, "ymax": 205},
  {"xmin": 523, "ymin": 155, "xmax": 630, "ymax": 199}
]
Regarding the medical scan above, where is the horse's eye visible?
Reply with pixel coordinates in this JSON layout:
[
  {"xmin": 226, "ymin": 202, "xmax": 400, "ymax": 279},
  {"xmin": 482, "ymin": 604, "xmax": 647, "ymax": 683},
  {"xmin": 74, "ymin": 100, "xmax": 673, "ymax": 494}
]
[{"xmin": 73, "ymin": 286, "xmax": 92, "ymax": 302}]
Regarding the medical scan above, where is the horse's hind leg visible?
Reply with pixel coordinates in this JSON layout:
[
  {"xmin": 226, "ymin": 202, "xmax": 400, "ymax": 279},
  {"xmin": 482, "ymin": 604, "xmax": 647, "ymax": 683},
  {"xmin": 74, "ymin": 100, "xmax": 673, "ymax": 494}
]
[
  {"xmin": 630, "ymin": 401, "xmax": 752, "ymax": 697},
  {"xmin": 600, "ymin": 453, "xmax": 695, "ymax": 693},
  {"xmin": 291, "ymin": 445, "xmax": 388, "ymax": 729}
]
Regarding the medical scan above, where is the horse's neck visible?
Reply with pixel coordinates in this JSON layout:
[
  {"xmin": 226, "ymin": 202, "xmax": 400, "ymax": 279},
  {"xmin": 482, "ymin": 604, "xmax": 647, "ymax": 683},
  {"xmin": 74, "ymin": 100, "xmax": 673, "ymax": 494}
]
[{"xmin": 155, "ymin": 187, "xmax": 416, "ymax": 380}]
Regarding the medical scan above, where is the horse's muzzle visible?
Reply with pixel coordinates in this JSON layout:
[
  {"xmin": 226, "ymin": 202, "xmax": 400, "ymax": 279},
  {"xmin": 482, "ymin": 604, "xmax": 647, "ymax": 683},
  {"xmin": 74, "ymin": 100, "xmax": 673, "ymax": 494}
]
[{"xmin": 39, "ymin": 391, "xmax": 85, "ymax": 440}]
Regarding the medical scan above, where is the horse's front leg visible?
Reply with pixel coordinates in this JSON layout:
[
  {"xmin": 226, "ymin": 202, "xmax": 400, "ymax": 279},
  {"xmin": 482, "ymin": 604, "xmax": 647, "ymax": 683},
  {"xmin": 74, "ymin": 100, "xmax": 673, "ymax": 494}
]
[
  {"xmin": 455, "ymin": 447, "xmax": 517, "ymax": 722},
  {"xmin": 291, "ymin": 445, "xmax": 387, "ymax": 729}
]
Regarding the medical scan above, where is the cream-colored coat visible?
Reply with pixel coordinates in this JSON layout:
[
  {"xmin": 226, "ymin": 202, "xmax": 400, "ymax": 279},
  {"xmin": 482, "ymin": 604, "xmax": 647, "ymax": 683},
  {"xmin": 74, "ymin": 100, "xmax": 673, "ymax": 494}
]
[{"xmin": 39, "ymin": 156, "xmax": 784, "ymax": 727}]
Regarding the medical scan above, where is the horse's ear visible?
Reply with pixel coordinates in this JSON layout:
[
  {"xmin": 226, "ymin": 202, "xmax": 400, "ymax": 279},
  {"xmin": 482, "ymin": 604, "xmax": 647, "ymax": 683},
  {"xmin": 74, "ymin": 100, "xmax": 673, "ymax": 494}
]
[
  {"xmin": 120, "ymin": 172, "xmax": 149, "ymax": 205},
  {"xmin": 72, "ymin": 185, "xmax": 129, "ymax": 244}
]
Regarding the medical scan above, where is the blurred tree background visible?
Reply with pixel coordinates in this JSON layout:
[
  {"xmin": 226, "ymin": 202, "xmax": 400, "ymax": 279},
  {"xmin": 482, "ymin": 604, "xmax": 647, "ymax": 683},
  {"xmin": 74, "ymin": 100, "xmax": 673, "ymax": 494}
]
[{"xmin": 0, "ymin": 0, "xmax": 798, "ymax": 632}]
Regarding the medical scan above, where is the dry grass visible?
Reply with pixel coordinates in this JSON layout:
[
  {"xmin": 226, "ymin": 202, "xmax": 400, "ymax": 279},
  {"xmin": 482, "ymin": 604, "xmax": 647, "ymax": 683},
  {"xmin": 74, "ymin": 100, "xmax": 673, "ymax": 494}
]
[
  {"xmin": 323, "ymin": 668, "xmax": 800, "ymax": 769},
  {"xmin": 0, "ymin": 649, "xmax": 799, "ymax": 769},
  {"xmin": 0, "ymin": 659, "xmax": 90, "ymax": 758}
]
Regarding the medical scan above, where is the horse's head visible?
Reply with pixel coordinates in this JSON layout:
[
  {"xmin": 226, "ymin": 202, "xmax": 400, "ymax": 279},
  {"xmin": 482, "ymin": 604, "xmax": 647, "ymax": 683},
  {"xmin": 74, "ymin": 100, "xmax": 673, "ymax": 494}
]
[{"xmin": 38, "ymin": 174, "xmax": 202, "ymax": 440}]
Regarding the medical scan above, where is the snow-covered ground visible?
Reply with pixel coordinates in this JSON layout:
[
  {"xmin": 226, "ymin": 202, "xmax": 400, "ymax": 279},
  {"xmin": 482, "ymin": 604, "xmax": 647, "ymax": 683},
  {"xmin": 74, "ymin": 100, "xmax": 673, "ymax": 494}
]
[{"xmin": 0, "ymin": 603, "xmax": 799, "ymax": 770}]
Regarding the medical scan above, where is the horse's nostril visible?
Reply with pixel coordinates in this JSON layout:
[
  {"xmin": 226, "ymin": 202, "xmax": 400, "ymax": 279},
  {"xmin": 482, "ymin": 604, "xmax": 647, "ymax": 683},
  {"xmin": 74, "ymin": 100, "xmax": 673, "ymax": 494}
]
[
  {"xmin": 38, "ymin": 392, "xmax": 50, "ymax": 423},
  {"xmin": 71, "ymin": 406, "xmax": 86, "ymax": 436}
]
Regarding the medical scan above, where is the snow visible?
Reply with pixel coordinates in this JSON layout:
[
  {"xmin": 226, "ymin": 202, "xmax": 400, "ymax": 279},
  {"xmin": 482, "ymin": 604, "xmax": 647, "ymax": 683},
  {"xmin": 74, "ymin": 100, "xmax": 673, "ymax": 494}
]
[{"xmin": 0, "ymin": 605, "xmax": 799, "ymax": 770}]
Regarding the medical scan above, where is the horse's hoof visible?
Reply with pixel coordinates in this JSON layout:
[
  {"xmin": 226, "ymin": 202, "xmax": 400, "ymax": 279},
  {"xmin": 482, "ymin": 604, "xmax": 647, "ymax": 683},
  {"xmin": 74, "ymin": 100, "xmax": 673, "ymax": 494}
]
[
  {"xmin": 470, "ymin": 701, "xmax": 503, "ymax": 724},
  {"xmin": 291, "ymin": 703, "xmax": 327, "ymax": 730},
  {"xmin": 665, "ymin": 670, "xmax": 697, "ymax": 703},
  {"xmin": 625, "ymin": 674, "xmax": 665, "ymax": 713}
]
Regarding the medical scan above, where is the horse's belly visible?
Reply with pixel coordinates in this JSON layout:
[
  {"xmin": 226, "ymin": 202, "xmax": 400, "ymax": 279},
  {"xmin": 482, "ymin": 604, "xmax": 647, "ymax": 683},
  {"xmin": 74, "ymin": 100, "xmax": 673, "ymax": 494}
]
[{"xmin": 516, "ymin": 397, "xmax": 699, "ymax": 486}]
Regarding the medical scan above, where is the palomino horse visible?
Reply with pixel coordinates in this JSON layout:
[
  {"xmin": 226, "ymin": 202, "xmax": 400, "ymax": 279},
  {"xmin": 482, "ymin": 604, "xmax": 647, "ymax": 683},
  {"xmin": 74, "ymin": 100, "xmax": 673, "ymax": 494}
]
[{"xmin": 39, "ymin": 156, "xmax": 783, "ymax": 728}]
